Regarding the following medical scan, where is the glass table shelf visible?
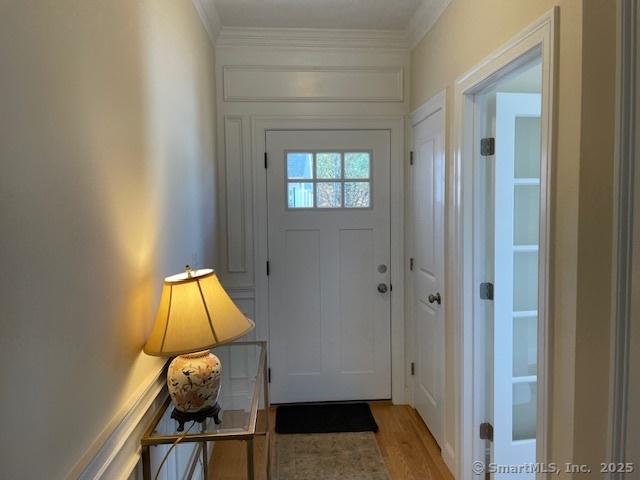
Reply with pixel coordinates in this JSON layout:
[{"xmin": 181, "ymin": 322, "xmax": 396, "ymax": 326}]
[{"xmin": 141, "ymin": 341, "xmax": 270, "ymax": 480}]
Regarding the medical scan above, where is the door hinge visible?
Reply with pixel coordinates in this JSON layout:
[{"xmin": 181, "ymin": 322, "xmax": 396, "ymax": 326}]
[
  {"xmin": 266, "ymin": 261, "xmax": 270, "ymax": 276},
  {"xmin": 480, "ymin": 282, "xmax": 494, "ymax": 300},
  {"xmin": 409, "ymin": 151, "xmax": 414, "ymax": 165},
  {"xmin": 410, "ymin": 362, "xmax": 415, "ymax": 376},
  {"xmin": 264, "ymin": 152, "xmax": 268, "ymax": 169},
  {"xmin": 479, "ymin": 422, "xmax": 494, "ymax": 441},
  {"xmin": 480, "ymin": 138, "xmax": 495, "ymax": 156},
  {"xmin": 268, "ymin": 368, "xmax": 271, "ymax": 383},
  {"xmin": 409, "ymin": 257, "xmax": 414, "ymax": 271}
]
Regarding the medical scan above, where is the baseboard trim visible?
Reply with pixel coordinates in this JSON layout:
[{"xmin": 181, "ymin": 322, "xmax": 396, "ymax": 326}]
[
  {"xmin": 67, "ymin": 362, "xmax": 168, "ymax": 479},
  {"xmin": 442, "ymin": 442, "xmax": 456, "ymax": 478}
]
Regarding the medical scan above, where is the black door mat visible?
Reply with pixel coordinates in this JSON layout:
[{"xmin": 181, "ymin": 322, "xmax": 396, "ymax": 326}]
[{"xmin": 275, "ymin": 402, "xmax": 379, "ymax": 434}]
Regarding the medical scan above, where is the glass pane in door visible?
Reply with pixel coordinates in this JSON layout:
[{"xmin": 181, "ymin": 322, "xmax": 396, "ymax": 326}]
[
  {"xmin": 513, "ymin": 381, "xmax": 537, "ymax": 441},
  {"xmin": 514, "ymin": 185, "xmax": 540, "ymax": 245},
  {"xmin": 514, "ymin": 117, "xmax": 541, "ymax": 179},
  {"xmin": 288, "ymin": 182, "xmax": 314, "ymax": 208},
  {"xmin": 513, "ymin": 315, "xmax": 537, "ymax": 376},
  {"xmin": 513, "ymin": 251, "xmax": 538, "ymax": 312},
  {"xmin": 316, "ymin": 182, "xmax": 342, "ymax": 208}
]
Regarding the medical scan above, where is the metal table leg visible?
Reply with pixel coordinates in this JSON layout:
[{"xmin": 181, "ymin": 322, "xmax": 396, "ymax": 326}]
[
  {"xmin": 202, "ymin": 442, "xmax": 208, "ymax": 479},
  {"xmin": 265, "ymin": 432, "xmax": 271, "ymax": 480},
  {"xmin": 142, "ymin": 445, "xmax": 151, "ymax": 480},
  {"xmin": 247, "ymin": 439, "xmax": 254, "ymax": 480}
]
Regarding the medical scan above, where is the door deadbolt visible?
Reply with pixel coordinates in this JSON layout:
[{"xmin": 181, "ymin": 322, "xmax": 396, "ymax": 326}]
[{"xmin": 428, "ymin": 292, "xmax": 442, "ymax": 304}]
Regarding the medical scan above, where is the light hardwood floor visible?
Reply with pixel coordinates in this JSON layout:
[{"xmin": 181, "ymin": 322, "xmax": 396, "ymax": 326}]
[{"xmin": 208, "ymin": 404, "xmax": 454, "ymax": 480}]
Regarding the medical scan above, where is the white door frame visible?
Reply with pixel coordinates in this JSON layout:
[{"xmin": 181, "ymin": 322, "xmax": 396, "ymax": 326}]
[
  {"xmin": 408, "ymin": 90, "xmax": 451, "ymax": 461},
  {"xmin": 252, "ymin": 115, "xmax": 406, "ymax": 404},
  {"xmin": 452, "ymin": 9, "xmax": 557, "ymax": 480},
  {"xmin": 608, "ymin": 0, "xmax": 639, "ymax": 473}
]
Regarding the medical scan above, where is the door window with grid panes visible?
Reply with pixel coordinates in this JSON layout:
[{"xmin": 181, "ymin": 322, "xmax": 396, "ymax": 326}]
[{"xmin": 286, "ymin": 152, "xmax": 371, "ymax": 209}]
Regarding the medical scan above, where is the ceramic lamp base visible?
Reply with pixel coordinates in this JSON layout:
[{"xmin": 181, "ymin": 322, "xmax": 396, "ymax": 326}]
[{"xmin": 167, "ymin": 350, "xmax": 222, "ymax": 420}]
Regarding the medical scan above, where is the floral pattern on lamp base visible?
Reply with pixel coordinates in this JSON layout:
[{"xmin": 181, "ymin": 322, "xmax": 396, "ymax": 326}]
[{"xmin": 167, "ymin": 350, "xmax": 221, "ymax": 412}]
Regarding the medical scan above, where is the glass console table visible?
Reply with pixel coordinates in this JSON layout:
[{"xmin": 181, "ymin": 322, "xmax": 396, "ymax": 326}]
[{"xmin": 141, "ymin": 341, "xmax": 270, "ymax": 480}]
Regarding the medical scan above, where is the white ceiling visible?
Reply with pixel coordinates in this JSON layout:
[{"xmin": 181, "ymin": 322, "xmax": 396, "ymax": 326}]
[{"xmin": 212, "ymin": 0, "xmax": 424, "ymax": 31}]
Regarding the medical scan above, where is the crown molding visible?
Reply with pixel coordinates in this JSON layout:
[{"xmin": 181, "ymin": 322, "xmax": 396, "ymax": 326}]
[
  {"xmin": 215, "ymin": 26, "xmax": 410, "ymax": 50},
  {"xmin": 192, "ymin": 0, "xmax": 222, "ymax": 45},
  {"xmin": 407, "ymin": 0, "xmax": 453, "ymax": 49},
  {"xmin": 194, "ymin": 0, "xmax": 453, "ymax": 50}
]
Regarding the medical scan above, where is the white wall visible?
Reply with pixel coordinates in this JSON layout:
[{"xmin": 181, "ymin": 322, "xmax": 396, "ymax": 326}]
[
  {"xmin": 0, "ymin": 1, "xmax": 217, "ymax": 478},
  {"xmin": 215, "ymin": 39, "xmax": 409, "ymax": 286},
  {"xmin": 214, "ymin": 34, "xmax": 410, "ymax": 399}
]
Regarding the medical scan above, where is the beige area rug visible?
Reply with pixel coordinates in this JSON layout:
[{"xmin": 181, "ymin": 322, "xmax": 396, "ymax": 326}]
[{"xmin": 275, "ymin": 432, "xmax": 391, "ymax": 480}]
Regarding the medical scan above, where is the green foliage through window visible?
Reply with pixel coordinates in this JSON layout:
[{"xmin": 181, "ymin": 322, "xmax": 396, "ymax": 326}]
[{"xmin": 345, "ymin": 152, "xmax": 370, "ymax": 179}]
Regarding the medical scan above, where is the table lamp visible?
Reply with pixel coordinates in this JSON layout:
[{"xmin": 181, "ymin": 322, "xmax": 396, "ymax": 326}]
[{"xmin": 144, "ymin": 266, "xmax": 255, "ymax": 430}]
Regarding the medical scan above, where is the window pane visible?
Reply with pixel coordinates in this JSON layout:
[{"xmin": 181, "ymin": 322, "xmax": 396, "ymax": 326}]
[
  {"xmin": 514, "ymin": 185, "xmax": 540, "ymax": 245},
  {"xmin": 287, "ymin": 182, "xmax": 314, "ymax": 208},
  {"xmin": 514, "ymin": 116, "xmax": 541, "ymax": 179},
  {"xmin": 316, "ymin": 153, "xmax": 341, "ymax": 179},
  {"xmin": 512, "ymin": 381, "xmax": 537, "ymax": 441},
  {"xmin": 344, "ymin": 182, "xmax": 370, "ymax": 208},
  {"xmin": 344, "ymin": 152, "xmax": 370, "ymax": 179},
  {"xmin": 513, "ymin": 315, "xmax": 537, "ymax": 376},
  {"xmin": 513, "ymin": 251, "xmax": 538, "ymax": 311},
  {"xmin": 316, "ymin": 182, "xmax": 341, "ymax": 208},
  {"xmin": 287, "ymin": 153, "xmax": 313, "ymax": 180}
]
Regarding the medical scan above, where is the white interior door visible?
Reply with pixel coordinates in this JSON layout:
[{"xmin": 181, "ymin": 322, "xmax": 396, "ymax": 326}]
[
  {"xmin": 493, "ymin": 92, "xmax": 541, "ymax": 478},
  {"xmin": 412, "ymin": 108, "xmax": 445, "ymax": 446},
  {"xmin": 266, "ymin": 130, "xmax": 391, "ymax": 404}
]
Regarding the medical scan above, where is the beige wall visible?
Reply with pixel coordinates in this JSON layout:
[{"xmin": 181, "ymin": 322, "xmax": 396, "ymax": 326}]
[
  {"xmin": 411, "ymin": 0, "xmax": 615, "ymax": 473},
  {"xmin": 0, "ymin": 1, "xmax": 217, "ymax": 478}
]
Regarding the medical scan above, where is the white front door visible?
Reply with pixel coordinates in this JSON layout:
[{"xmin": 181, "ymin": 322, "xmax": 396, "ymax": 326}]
[
  {"xmin": 412, "ymin": 107, "xmax": 445, "ymax": 446},
  {"xmin": 266, "ymin": 130, "xmax": 392, "ymax": 404}
]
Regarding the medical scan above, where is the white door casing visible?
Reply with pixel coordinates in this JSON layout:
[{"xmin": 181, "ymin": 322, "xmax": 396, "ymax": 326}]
[
  {"xmin": 452, "ymin": 9, "xmax": 556, "ymax": 480},
  {"xmin": 493, "ymin": 92, "xmax": 541, "ymax": 477},
  {"xmin": 266, "ymin": 130, "xmax": 392, "ymax": 404},
  {"xmin": 412, "ymin": 98, "xmax": 446, "ymax": 447}
]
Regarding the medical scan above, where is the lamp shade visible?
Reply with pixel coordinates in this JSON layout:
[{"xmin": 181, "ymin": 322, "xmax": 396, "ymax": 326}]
[{"xmin": 144, "ymin": 268, "xmax": 254, "ymax": 356}]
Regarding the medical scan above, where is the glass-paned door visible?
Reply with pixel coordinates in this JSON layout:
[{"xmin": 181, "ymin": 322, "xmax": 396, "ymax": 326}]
[{"xmin": 493, "ymin": 91, "xmax": 541, "ymax": 478}]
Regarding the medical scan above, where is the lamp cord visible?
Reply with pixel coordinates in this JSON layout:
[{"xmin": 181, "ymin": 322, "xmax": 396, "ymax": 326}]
[{"xmin": 153, "ymin": 420, "xmax": 197, "ymax": 480}]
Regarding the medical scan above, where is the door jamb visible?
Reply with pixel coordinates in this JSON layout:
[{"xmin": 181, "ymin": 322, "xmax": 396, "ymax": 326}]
[
  {"xmin": 408, "ymin": 90, "xmax": 451, "ymax": 465},
  {"xmin": 252, "ymin": 116, "xmax": 406, "ymax": 404},
  {"xmin": 451, "ymin": 9, "xmax": 557, "ymax": 480},
  {"xmin": 608, "ymin": 0, "xmax": 639, "ymax": 472}
]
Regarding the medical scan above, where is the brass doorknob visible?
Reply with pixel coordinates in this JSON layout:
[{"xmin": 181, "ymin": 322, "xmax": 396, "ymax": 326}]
[{"xmin": 428, "ymin": 292, "xmax": 442, "ymax": 304}]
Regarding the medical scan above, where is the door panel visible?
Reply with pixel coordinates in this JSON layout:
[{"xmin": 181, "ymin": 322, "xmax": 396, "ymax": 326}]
[
  {"xmin": 283, "ymin": 229, "xmax": 322, "ymax": 375},
  {"xmin": 412, "ymin": 108, "xmax": 445, "ymax": 446},
  {"xmin": 267, "ymin": 130, "xmax": 391, "ymax": 404},
  {"xmin": 493, "ymin": 92, "xmax": 541, "ymax": 478},
  {"xmin": 338, "ymin": 228, "xmax": 376, "ymax": 374}
]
